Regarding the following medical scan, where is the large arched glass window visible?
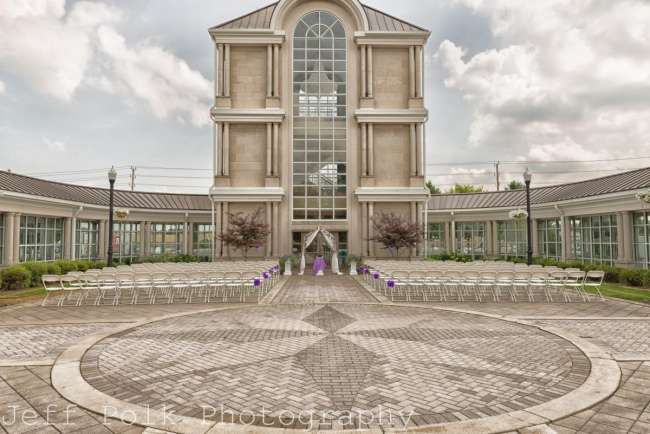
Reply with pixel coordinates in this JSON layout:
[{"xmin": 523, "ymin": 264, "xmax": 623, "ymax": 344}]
[{"xmin": 292, "ymin": 11, "xmax": 347, "ymax": 221}]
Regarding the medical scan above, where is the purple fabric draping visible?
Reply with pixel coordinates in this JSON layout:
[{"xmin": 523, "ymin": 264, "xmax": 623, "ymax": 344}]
[{"xmin": 313, "ymin": 256, "xmax": 326, "ymax": 275}]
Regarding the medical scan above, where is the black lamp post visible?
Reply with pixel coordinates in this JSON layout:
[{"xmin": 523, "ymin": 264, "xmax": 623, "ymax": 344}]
[
  {"xmin": 524, "ymin": 168, "xmax": 533, "ymax": 266},
  {"xmin": 107, "ymin": 166, "xmax": 117, "ymax": 267}
]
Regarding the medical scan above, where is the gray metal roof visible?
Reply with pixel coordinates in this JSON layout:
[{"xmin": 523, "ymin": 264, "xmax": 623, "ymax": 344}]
[
  {"xmin": 210, "ymin": 1, "xmax": 429, "ymax": 33},
  {"xmin": 0, "ymin": 171, "xmax": 212, "ymax": 211},
  {"xmin": 210, "ymin": 3, "xmax": 278, "ymax": 31},
  {"xmin": 429, "ymin": 167, "xmax": 650, "ymax": 211}
]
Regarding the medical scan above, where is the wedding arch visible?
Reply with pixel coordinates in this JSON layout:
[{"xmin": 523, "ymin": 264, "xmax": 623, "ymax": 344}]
[{"xmin": 298, "ymin": 227, "xmax": 341, "ymax": 275}]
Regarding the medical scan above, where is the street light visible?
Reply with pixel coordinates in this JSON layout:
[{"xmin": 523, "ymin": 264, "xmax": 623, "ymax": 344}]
[
  {"xmin": 107, "ymin": 166, "xmax": 117, "ymax": 267},
  {"xmin": 523, "ymin": 168, "xmax": 533, "ymax": 266}
]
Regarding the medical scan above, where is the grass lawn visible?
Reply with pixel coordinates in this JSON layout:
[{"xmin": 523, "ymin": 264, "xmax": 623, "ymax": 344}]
[
  {"xmin": 586, "ymin": 283, "xmax": 650, "ymax": 303},
  {"xmin": 0, "ymin": 287, "xmax": 47, "ymax": 306}
]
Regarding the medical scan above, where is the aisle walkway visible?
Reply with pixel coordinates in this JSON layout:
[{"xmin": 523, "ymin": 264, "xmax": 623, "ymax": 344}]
[{"xmin": 271, "ymin": 274, "xmax": 378, "ymax": 304}]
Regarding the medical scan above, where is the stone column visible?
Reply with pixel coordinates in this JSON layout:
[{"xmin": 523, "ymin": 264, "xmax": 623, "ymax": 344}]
[
  {"xmin": 267, "ymin": 45, "xmax": 273, "ymax": 98},
  {"xmin": 266, "ymin": 202, "xmax": 273, "ymax": 258},
  {"xmin": 98, "ymin": 220, "xmax": 106, "ymax": 259},
  {"xmin": 409, "ymin": 124, "xmax": 417, "ymax": 176},
  {"xmin": 361, "ymin": 203, "xmax": 368, "ymax": 257},
  {"xmin": 444, "ymin": 221, "xmax": 451, "ymax": 253},
  {"xmin": 215, "ymin": 203, "xmax": 223, "ymax": 258},
  {"xmin": 215, "ymin": 123, "xmax": 223, "ymax": 176},
  {"xmin": 223, "ymin": 123, "xmax": 230, "ymax": 176},
  {"xmin": 367, "ymin": 45, "xmax": 373, "ymax": 98},
  {"xmin": 266, "ymin": 123, "xmax": 273, "ymax": 177},
  {"xmin": 360, "ymin": 45, "xmax": 367, "ymax": 98},
  {"xmin": 618, "ymin": 211, "xmax": 634, "ymax": 266},
  {"xmin": 216, "ymin": 44, "xmax": 223, "ymax": 97},
  {"xmin": 12, "ymin": 214, "xmax": 21, "ymax": 263},
  {"xmin": 485, "ymin": 221, "xmax": 493, "ymax": 257},
  {"xmin": 223, "ymin": 44, "xmax": 231, "ymax": 97},
  {"xmin": 64, "ymin": 217, "xmax": 73, "ymax": 260},
  {"xmin": 561, "ymin": 216, "xmax": 572, "ymax": 261},
  {"xmin": 4, "ymin": 213, "xmax": 15, "ymax": 265},
  {"xmin": 532, "ymin": 219, "xmax": 540, "ymax": 257},
  {"xmin": 361, "ymin": 123, "xmax": 367, "ymax": 176},
  {"xmin": 272, "ymin": 202, "xmax": 279, "ymax": 256},
  {"xmin": 450, "ymin": 217, "xmax": 456, "ymax": 253},
  {"xmin": 368, "ymin": 202, "xmax": 375, "ymax": 257},
  {"xmin": 71, "ymin": 216, "xmax": 78, "ymax": 260},
  {"xmin": 273, "ymin": 44, "xmax": 280, "ymax": 98},
  {"xmin": 223, "ymin": 203, "xmax": 230, "ymax": 257},
  {"xmin": 367, "ymin": 124, "xmax": 374, "ymax": 176},
  {"xmin": 415, "ymin": 46, "xmax": 423, "ymax": 98},
  {"xmin": 416, "ymin": 124, "xmax": 424, "ymax": 176},
  {"xmin": 273, "ymin": 123, "xmax": 279, "ymax": 176},
  {"xmin": 409, "ymin": 46, "xmax": 416, "ymax": 99}
]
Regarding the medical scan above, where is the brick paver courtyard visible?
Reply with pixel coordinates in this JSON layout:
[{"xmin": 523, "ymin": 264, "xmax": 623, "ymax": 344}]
[{"xmin": 0, "ymin": 274, "xmax": 648, "ymax": 433}]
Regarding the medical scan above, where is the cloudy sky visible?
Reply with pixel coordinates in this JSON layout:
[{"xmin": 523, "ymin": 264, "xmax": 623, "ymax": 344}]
[{"xmin": 1, "ymin": 0, "xmax": 649, "ymax": 192}]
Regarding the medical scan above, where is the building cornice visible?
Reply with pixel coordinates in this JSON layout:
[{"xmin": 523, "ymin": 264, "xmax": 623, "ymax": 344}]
[
  {"xmin": 209, "ymin": 29, "xmax": 286, "ymax": 45},
  {"xmin": 355, "ymin": 187, "xmax": 429, "ymax": 202},
  {"xmin": 355, "ymin": 108, "xmax": 428, "ymax": 124},
  {"xmin": 209, "ymin": 187, "xmax": 285, "ymax": 202},
  {"xmin": 210, "ymin": 107, "xmax": 286, "ymax": 124},
  {"xmin": 354, "ymin": 31, "xmax": 430, "ymax": 46}
]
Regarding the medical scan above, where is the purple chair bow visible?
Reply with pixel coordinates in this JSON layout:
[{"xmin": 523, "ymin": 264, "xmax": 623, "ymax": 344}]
[
  {"xmin": 263, "ymin": 272, "xmax": 270, "ymax": 279},
  {"xmin": 387, "ymin": 279, "xmax": 396, "ymax": 289},
  {"xmin": 253, "ymin": 278, "xmax": 262, "ymax": 287},
  {"xmin": 373, "ymin": 272, "xmax": 380, "ymax": 280}
]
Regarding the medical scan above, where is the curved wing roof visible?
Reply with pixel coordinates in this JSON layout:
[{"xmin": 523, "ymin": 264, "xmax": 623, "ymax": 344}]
[
  {"xmin": 0, "ymin": 171, "xmax": 211, "ymax": 211},
  {"xmin": 428, "ymin": 167, "xmax": 650, "ymax": 210}
]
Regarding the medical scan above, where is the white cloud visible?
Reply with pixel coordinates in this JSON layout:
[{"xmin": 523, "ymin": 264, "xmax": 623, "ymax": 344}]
[
  {"xmin": 0, "ymin": 80, "xmax": 5, "ymax": 94},
  {"xmin": 439, "ymin": 0, "xmax": 650, "ymax": 164},
  {"xmin": 0, "ymin": 0, "xmax": 211, "ymax": 127},
  {"xmin": 96, "ymin": 26, "xmax": 212, "ymax": 127},
  {"xmin": 44, "ymin": 137, "xmax": 66, "ymax": 152}
]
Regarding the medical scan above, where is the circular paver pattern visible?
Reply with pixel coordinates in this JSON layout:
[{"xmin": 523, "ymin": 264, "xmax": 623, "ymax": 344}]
[{"xmin": 80, "ymin": 304, "xmax": 590, "ymax": 429}]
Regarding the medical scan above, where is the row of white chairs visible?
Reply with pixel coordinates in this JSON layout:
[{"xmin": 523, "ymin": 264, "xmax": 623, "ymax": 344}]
[
  {"xmin": 363, "ymin": 266, "xmax": 605, "ymax": 303},
  {"xmin": 42, "ymin": 265, "xmax": 280, "ymax": 307}
]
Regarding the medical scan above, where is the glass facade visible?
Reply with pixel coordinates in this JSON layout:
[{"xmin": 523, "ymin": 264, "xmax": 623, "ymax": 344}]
[
  {"xmin": 497, "ymin": 220, "xmax": 527, "ymax": 258},
  {"xmin": 151, "ymin": 223, "xmax": 184, "ymax": 256},
  {"xmin": 537, "ymin": 218, "xmax": 562, "ymax": 260},
  {"xmin": 292, "ymin": 11, "xmax": 347, "ymax": 221},
  {"xmin": 427, "ymin": 223, "xmax": 446, "ymax": 255},
  {"xmin": 113, "ymin": 222, "xmax": 141, "ymax": 261},
  {"xmin": 75, "ymin": 220, "xmax": 99, "ymax": 260},
  {"xmin": 633, "ymin": 212, "xmax": 650, "ymax": 268},
  {"xmin": 455, "ymin": 222, "xmax": 486, "ymax": 259},
  {"xmin": 571, "ymin": 215, "xmax": 618, "ymax": 265},
  {"xmin": 192, "ymin": 224, "xmax": 212, "ymax": 258},
  {"xmin": 19, "ymin": 216, "xmax": 64, "ymax": 262}
]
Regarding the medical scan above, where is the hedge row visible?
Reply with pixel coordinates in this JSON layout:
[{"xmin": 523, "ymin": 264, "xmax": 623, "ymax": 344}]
[
  {"xmin": 427, "ymin": 254, "xmax": 650, "ymax": 288},
  {"xmin": 0, "ymin": 255, "xmax": 212, "ymax": 291},
  {"xmin": 0, "ymin": 260, "xmax": 107, "ymax": 290}
]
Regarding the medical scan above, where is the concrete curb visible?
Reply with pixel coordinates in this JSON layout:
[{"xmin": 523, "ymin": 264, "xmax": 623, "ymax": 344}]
[{"xmin": 51, "ymin": 303, "xmax": 621, "ymax": 434}]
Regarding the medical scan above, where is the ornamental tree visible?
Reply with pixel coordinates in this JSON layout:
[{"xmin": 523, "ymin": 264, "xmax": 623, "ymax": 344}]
[
  {"xmin": 220, "ymin": 208, "xmax": 270, "ymax": 258},
  {"xmin": 370, "ymin": 212, "xmax": 422, "ymax": 257}
]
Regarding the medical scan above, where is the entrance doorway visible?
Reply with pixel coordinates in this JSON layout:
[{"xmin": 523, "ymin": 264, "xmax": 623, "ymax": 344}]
[{"xmin": 292, "ymin": 231, "xmax": 348, "ymax": 265}]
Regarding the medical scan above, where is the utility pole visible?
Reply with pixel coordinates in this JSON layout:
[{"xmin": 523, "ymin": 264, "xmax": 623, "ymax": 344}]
[
  {"xmin": 495, "ymin": 161, "xmax": 501, "ymax": 191},
  {"xmin": 129, "ymin": 166, "xmax": 136, "ymax": 191}
]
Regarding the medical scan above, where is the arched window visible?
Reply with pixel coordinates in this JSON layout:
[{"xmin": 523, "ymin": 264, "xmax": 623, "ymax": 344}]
[{"xmin": 292, "ymin": 11, "xmax": 347, "ymax": 221}]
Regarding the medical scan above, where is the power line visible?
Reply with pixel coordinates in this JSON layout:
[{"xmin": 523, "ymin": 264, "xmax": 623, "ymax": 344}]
[{"xmin": 427, "ymin": 156, "xmax": 650, "ymax": 167}]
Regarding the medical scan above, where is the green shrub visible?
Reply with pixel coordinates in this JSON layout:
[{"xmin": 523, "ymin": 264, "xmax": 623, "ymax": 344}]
[
  {"xmin": 21, "ymin": 262, "xmax": 49, "ymax": 287},
  {"xmin": 642, "ymin": 270, "xmax": 650, "ymax": 289},
  {"xmin": 91, "ymin": 260, "xmax": 106, "ymax": 270},
  {"xmin": 46, "ymin": 263, "xmax": 62, "ymax": 275},
  {"xmin": 75, "ymin": 260, "xmax": 93, "ymax": 272},
  {"xmin": 54, "ymin": 260, "xmax": 78, "ymax": 274},
  {"xmin": 1, "ymin": 265, "xmax": 32, "ymax": 290},
  {"xmin": 620, "ymin": 268, "xmax": 645, "ymax": 287}
]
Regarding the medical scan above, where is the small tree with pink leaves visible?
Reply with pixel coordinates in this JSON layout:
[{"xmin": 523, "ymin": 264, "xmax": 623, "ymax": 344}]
[
  {"xmin": 220, "ymin": 209, "xmax": 270, "ymax": 258},
  {"xmin": 370, "ymin": 212, "xmax": 422, "ymax": 257}
]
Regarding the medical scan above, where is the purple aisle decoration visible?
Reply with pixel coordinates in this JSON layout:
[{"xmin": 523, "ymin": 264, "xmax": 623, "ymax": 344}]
[
  {"xmin": 263, "ymin": 272, "xmax": 270, "ymax": 279},
  {"xmin": 373, "ymin": 272, "xmax": 380, "ymax": 280},
  {"xmin": 253, "ymin": 278, "xmax": 262, "ymax": 287},
  {"xmin": 387, "ymin": 279, "xmax": 396, "ymax": 289}
]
